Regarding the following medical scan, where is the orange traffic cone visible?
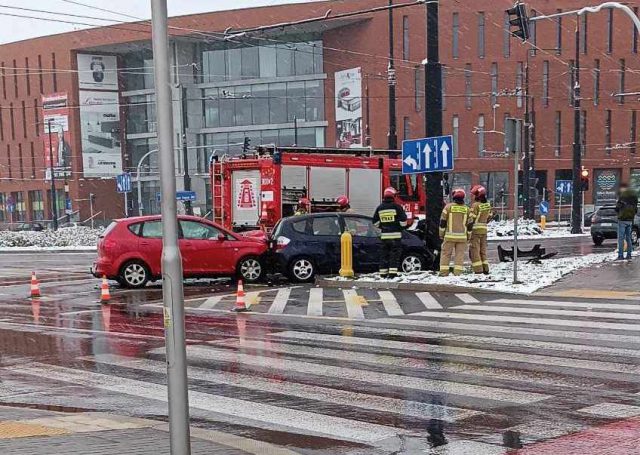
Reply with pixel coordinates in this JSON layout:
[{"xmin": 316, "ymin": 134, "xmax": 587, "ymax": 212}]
[
  {"xmin": 232, "ymin": 280, "xmax": 249, "ymax": 312},
  {"xmin": 30, "ymin": 272, "xmax": 41, "ymax": 298},
  {"xmin": 100, "ymin": 276, "xmax": 111, "ymax": 303}
]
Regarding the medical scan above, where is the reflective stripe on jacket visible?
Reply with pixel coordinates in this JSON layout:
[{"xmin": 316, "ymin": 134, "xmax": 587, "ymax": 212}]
[
  {"xmin": 440, "ymin": 203, "xmax": 471, "ymax": 242},
  {"xmin": 373, "ymin": 201, "xmax": 408, "ymax": 241},
  {"xmin": 471, "ymin": 202, "xmax": 492, "ymax": 234}
]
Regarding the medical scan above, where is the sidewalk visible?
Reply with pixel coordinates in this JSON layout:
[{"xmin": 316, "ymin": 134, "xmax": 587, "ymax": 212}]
[
  {"xmin": 0, "ymin": 405, "xmax": 299, "ymax": 455},
  {"xmin": 540, "ymin": 253, "xmax": 640, "ymax": 299}
]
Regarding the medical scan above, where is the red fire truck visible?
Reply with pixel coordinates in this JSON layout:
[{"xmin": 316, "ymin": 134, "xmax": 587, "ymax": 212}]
[{"xmin": 211, "ymin": 146, "xmax": 425, "ymax": 232}]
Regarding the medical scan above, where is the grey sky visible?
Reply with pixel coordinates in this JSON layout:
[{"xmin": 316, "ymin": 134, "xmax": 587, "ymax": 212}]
[{"xmin": 0, "ymin": 0, "xmax": 318, "ymax": 44}]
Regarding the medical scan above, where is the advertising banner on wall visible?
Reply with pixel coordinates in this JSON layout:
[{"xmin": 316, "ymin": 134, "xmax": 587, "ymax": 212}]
[
  {"xmin": 77, "ymin": 54, "xmax": 118, "ymax": 90},
  {"xmin": 79, "ymin": 90, "xmax": 122, "ymax": 177},
  {"xmin": 335, "ymin": 67, "xmax": 363, "ymax": 148},
  {"xmin": 42, "ymin": 92, "xmax": 72, "ymax": 179},
  {"xmin": 594, "ymin": 168, "xmax": 621, "ymax": 206}
]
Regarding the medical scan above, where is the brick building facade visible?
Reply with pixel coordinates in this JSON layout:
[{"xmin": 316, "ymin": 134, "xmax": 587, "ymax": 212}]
[{"xmin": 0, "ymin": 0, "xmax": 638, "ymax": 224}]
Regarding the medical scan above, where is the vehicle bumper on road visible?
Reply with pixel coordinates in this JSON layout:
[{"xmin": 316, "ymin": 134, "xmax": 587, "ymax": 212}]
[
  {"xmin": 91, "ymin": 259, "xmax": 117, "ymax": 279},
  {"xmin": 590, "ymin": 225, "xmax": 618, "ymax": 239}
]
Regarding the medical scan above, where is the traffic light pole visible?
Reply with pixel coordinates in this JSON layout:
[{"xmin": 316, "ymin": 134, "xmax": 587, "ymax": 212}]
[
  {"xmin": 47, "ymin": 119, "xmax": 59, "ymax": 231},
  {"xmin": 424, "ymin": 0, "xmax": 444, "ymax": 252},
  {"xmin": 571, "ymin": 19, "xmax": 583, "ymax": 234},
  {"xmin": 181, "ymin": 85, "xmax": 193, "ymax": 216}
]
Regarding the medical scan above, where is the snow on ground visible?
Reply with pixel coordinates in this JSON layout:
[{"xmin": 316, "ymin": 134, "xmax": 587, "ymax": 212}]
[
  {"xmin": 332, "ymin": 250, "xmax": 623, "ymax": 294},
  {"xmin": 0, "ymin": 226, "xmax": 102, "ymax": 249},
  {"xmin": 487, "ymin": 218, "xmax": 589, "ymax": 240}
]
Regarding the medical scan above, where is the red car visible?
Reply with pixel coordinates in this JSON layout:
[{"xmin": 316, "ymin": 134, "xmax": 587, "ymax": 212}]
[{"xmin": 92, "ymin": 215, "xmax": 268, "ymax": 288}]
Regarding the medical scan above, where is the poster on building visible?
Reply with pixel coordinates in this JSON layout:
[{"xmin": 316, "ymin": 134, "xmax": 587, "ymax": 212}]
[
  {"xmin": 594, "ymin": 168, "xmax": 621, "ymax": 206},
  {"xmin": 335, "ymin": 67, "xmax": 363, "ymax": 148},
  {"xmin": 77, "ymin": 54, "xmax": 119, "ymax": 90},
  {"xmin": 79, "ymin": 90, "xmax": 122, "ymax": 177},
  {"xmin": 42, "ymin": 92, "xmax": 72, "ymax": 179}
]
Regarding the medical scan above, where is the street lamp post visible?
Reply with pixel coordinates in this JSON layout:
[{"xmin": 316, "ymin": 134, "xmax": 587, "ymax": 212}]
[
  {"xmin": 47, "ymin": 119, "xmax": 59, "ymax": 231},
  {"xmin": 136, "ymin": 148, "xmax": 158, "ymax": 216}
]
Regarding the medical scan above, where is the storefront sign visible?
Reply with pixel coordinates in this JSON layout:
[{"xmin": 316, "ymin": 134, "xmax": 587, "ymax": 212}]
[
  {"xmin": 335, "ymin": 67, "xmax": 363, "ymax": 148},
  {"xmin": 594, "ymin": 169, "xmax": 620, "ymax": 206}
]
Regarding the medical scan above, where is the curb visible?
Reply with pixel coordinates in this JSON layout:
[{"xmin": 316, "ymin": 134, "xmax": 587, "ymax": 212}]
[{"xmin": 316, "ymin": 277, "xmax": 509, "ymax": 294}]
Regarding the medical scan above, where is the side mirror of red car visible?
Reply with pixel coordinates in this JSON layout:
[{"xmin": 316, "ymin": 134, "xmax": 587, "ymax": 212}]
[{"xmin": 216, "ymin": 233, "xmax": 226, "ymax": 241}]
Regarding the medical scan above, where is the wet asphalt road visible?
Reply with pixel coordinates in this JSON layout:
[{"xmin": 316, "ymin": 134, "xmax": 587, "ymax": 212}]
[{"xmin": 1, "ymin": 248, "xmax": 640, "ymax": 454}]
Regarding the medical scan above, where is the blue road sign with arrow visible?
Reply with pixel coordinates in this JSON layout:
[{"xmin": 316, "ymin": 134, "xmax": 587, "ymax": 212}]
[
  {"xmin": 116, "ymin": 173, "xmax": 132, "ymax": 193},
  {"xmin": 539, "ymin": 201, "xmax": 549, "ymax": 215},
  {"xmin": 556, "ymin": 180, "xmax": 573, "ymax": 195},
  {"xmin": 401, "ymin": 135, "xmax": 454, "ymax": 174}
]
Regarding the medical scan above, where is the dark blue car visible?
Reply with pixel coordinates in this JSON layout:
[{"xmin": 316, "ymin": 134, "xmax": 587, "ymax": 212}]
[{"xmin": 271, "ymin": 213, "xmax": 434, "ymax": 282}]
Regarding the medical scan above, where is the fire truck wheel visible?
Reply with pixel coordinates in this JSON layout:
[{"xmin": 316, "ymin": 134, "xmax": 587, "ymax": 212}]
[
  {"xmin": 401, "ymin": 253, "xmax": 425, "ymax": 273},
  {"xmin": 288, "ymin": 257, "xmax": 315, "ymax": 283},
  {"xmin": 237, "ymin": 256, "xmax": 264, "ymax": 283}
]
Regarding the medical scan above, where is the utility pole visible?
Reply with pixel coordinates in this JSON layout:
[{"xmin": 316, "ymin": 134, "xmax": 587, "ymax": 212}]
[
  {"xmin": 151, "ymin": 1, "xmax": 191, "ymax": 454},
  {"xmin": 47, "ymin": 119, "xmax": 58, "ymax": 231},
  {"xmin": 387, "ymin": 0, "xmax": 397, "ymax": 150},
  {"xmin": 522, "ymin": 58, "xmax": 532, "ymax": 219},
  {"xmin": 571, "ymin": 18, "xmax": 583, "ymax": 234},
  {"xmin": 180, "ymin": 85, "xmax": 193, "ymax": 215},
  {"xmin": 424, "ymin": 0, "xmax": 444, "ymax": 248}
]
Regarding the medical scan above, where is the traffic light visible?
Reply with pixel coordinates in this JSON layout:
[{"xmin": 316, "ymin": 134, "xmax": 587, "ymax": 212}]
[
  {"xmin": 242, "ymin": 136, "xmax": 251, "ymax": 154},
  {"xmin": 580, "ymin": 169, "xmax": 590, "ymax": 191},
  {"xmin": 506, "ymin": 3, "xmax": 530, "ymax": 41}
]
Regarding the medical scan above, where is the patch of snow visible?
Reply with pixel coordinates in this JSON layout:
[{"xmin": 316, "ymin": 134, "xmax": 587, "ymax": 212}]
[
  {"xmin": 487, "ymin": 218, "xmax": 589, "ymax": 240},
  {"xmin": 0, "ymin": 226, "xmax": 102, "ymax": 249},
  {"xmin": 330, "ymin": 250, "xmax": 623, "ymax": 294}
]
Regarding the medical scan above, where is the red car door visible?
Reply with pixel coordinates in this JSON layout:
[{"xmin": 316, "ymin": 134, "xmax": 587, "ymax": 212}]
[
  {"xmin": 179, "ymin": 220, "xmax": 235, "ymax": 274},
  {"xmin": 139, "ymin": 220, "xmax": 164, "ymax": 276}
]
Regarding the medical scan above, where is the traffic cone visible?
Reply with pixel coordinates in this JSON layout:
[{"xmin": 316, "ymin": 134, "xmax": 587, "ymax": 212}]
[
  {"xmin": 232, "ymin": 280, "xmax": 249, "ymax": 312},
  {"xmin": 100, "ymin": 276, "xmax": 111, "ymax": 303},
  {"xmin": 30, "ymin": 272, "xmax": 41, "ymax": 298}
]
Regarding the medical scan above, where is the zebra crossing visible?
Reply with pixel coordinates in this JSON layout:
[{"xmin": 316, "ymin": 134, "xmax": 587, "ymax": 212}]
[
  {"xmin": 4, "ymin": 293, "xmax": 640, "ymax": 453},
  {"xmin": 176, "ymin": 287, "xmax": 491, "ymax": 320}
]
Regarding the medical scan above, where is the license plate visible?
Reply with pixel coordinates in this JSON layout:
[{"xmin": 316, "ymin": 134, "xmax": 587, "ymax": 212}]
[{"xmin": 600, "ymin": 223, "xmax": 614, "ymax": 227}]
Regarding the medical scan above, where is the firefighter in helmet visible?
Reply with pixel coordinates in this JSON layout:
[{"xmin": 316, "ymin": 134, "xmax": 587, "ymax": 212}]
[
  {"xmin": 469, "ymin": 185, "xmax": 492, "ymax": 274},
  {"xmin": 295, "ymin": 197, "xmax": 310, "ymax": 216},
  {"xmin": 439, "ymin": 188, "xmax": 475, "ymax": 276},
  {"xmin": 373, "ymin": 187, "xmax": 408, "ymax": 277},
  {"xmin": 336, "ymin": 195, "xmax": 352, "ymax": 213}
]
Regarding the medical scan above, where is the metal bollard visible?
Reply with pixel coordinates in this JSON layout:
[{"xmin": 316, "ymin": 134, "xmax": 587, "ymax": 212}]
[
  {"xmin": 339, "ymin": 230, "xmax": 354, "ymax": 278},
  {"xmin": 540, "ymin": 215, "xmax": 546, "ymax": 230}
]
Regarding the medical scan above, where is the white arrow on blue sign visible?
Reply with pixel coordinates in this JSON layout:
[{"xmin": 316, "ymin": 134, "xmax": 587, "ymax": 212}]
[
  {"xmin": 116, "ymin": 173, "xmax": 132, "ymax": 193},
  {"xmin": 555, "ymin": 180, "xmax": 573, "ymax": 195},
  {"xmin": 401, "ymin": 135, "xmax": 454, "ymax": 174}
]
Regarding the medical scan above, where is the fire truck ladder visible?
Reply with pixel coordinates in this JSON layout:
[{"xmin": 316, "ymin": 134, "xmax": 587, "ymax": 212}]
[{"xmin": 212, "ymin": 164, "xmax": 224, "ymax": 225}]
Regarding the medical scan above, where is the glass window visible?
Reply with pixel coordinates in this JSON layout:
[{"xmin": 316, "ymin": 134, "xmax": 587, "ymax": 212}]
[
  {"xmin": 276, "ymin": 45, "xmax": 294, "ymax": 77},
  {"xmin": 251, "ymin": 84, "xmax": 270, "ymax": 125},
  {"xmin": 465, "ymin": 64, "xmax": 472, "ymax": 109},
  {"xmin": 312, "ymin": 41, "xmax": 323, "ymax": 74},
  {"xmin": 241, "ymin": 46, "xmax": 259, "ymax": 78},
  {"xmin": 490, "ymin": 63, "xmax": 498, "ymax": 106},
  {"xmin": 269, "ymin": 82, "xmax": 287, "ymax": 123},
  {"xmin": 414, "ymin": 68, "xmax": 423, "ymax": 112},
  {"xmin": 260, "ymin": 129, "xmax": 278, "ymax": 146},
  {"xmin": 29, "ymin": 190, "xmax": 44, "ymax": 220},
  {"xmin": 180, "ymin": 220, "xmax": 224, "ymax": 240},
  {"xmin": 234, "ymin": 85, "xmax": 252, "ymax": 126},
  {"xmin": 344, "ymin": 216, "xmax": 379, "ymax": 238},
  {"xmin": 127, "ymin": 138, "xmax": 158, "ymax": 175},
  {"xmin": 128, "ymin": 222, "xmax": 142, "ymax": 236},
  {"xmin": 452, "ymin": 13, "xmax": 459, "ymax": 58},
  {"xmin": 219, "ymin": 89, "xmax": 235, "ymax": 127},
  {"xmin": 126, "ymin": 94, "xmax": 156, "ymax": 134},
  {"xmin": 478, "ymin": 12, "xmax": 485, "ymax": 58},
  {"xmin": 555, "ymin": 10, "xmax": 562, "ymax": 54},
  {"xmin": 279, "ymin": 128, "xmax": 295, "ymax": 147},
  {"xmin": 605, "ymin": 110, "xmax": 612, "ymax": 154},
  {"xmin": 291, "ymin": 219, "xmax": 308, "ymax": 234},
  {"xmin": 0, "ymin": 193, "xmax": 5, "ymax": 222},
  {"xmin": 452, "ymin": 115, "xmax": 459, "ymax": 158},
  {"xmin": 555, "ymin": 111, "xmax": 562, "ymax": 157},
  {"xmin": 631, "ymin": 111, "xmax": 637, "ymax": 154},
  {"xmin": 227, "ymin": 47, "xmax": 242, "ymax": 79},
  {"xmin": 297, "ymin": 127, "xmax": 316, "ymax": 147},
  {"xmin": 402, "ymin": 16, "xmax": 410, "ymax": 60},
  {"xmin": 203, "ymin": 49, "xmax": 226, "ymax": 82},
  {"xmin": 311, "ymin": 216, "xmax": 340, "ymax": 236},
  {"xmin": 142, "ymin": 220, "xmax": 163, "ymax": 238},
  {"xmin": 451, "ymin": 173, "xmax": 472, "ymax": 204},
  {"xmin": 390, "ymin": 171, "xmax": 418, "ymax": 200},
  {"xmin": 542, "ymin": 61, "xmax": 549, "ymax": 106},
  {"xmin": 305, "ymin": 80, "xmax": 324, "ymax": 121},
  {"xmin": 287, "ymin": 81, "xmax": 306, "ymax": 122},
  {"xmin": 593, "ymin": 59, "xmax": 600, "ymax": 106},
  {"xmin": 477, "ymin": 114, "xmax": 485, "ymax": 156},
  {"xmin": 259, "ymin": 46, "xmax": 277, "ymax": 78},
  {"xmin": 203, "ymin": 88, "xmax": 219, "ymax": 128},
  {"xmin": 480, "ymin": 172, "xmax": 509, "ymax": 209},
  {"xmin": 228, "ymin": 131, "xmax": 245, "ymax": 156},
  {"xmin": 503, "ymin": 12, "xmax": 511, "ymax": 58},
  {"xmin": 294, "ymin": 42, "xmax": 314, "ymax": 75}
]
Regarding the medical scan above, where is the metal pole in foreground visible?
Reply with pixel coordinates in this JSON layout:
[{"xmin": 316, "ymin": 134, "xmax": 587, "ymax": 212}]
[
  {"xmin": 47, "ymin": 119, "xmax": 59, "ymax": 231},
  {"xmin": 571, "ymin": 17, "xmax": 583, "ymax": 234},
  {"xmin": 150, "ymin": 1, "xmax": 191, "ymax": 454},
  {"xmin": 387, "ymin": 0, "xmax": 397, "ymax": 150},
  {"xmin": 513, "ymin": 148, "xmax": 519, "ymax": 284}
]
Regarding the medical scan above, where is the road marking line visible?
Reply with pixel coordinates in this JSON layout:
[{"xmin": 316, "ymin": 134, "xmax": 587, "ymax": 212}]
[
  {"xmin": 456, "ymin": 294, "xmax": 480, "ymax": 304},
  {"xmin": 186, "ymin": 345, "xmax": 549, "ymax": 405},
  {"xmin": 7, "ymin": 363, "xmax": 405, "ymax": 444},
  {"xmin": 59, "ymin": 310, "xmax": 101, "ymax": 316},
  {"xmin": 544, "ymin": 289, "xmax": 640, "ymax": 301},
  {"xmin": 198, "ymin": 295, "xmax": 230, "ymax": 309},
  {"xmin": 490, "ymin": 298, "xmax": 640, "ymax": 312},
  {"xmin": 245, "ymin": 292, "xmax": 261, "ymax": 308},
  {"xmin": 455, "ymin": 304, "xmax": 640, "ymax": 321},
  {"xmin": 378, "ymin": 291, "xmax": 404, "ymax": 316},
  {"xmin": 271, "ymin": 331, "xmax": 640, "ymax": 376},
  {"xmin": 343, "ymin": 290, "xmax": 365, "ymax": 320},
  {"xmin": 577, "ymin": 403, "xmax": 640, "ymax": 418},
  {"xmin": 85, "ymin": 354, "xmax": 479, "ymax": 423},
  {"xmin": 307, "ymin": 288, "xmax": 323, "ymax": 317},
  {"xmin": 267, "ymin": 288, "xmax": 292, "ymax": 314},
  {"xmin": 410, "ymin": 311, "xmax": 640, "ymax": 332},
  {"xmin": 416, "ymin": 292, "xmax": 442, "ymax": 310}
]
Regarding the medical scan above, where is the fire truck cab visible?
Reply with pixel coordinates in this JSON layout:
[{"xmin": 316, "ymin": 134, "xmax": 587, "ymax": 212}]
[{"xmin": 211, "ymin": 146, "xmax": 425, "ymax": 232}]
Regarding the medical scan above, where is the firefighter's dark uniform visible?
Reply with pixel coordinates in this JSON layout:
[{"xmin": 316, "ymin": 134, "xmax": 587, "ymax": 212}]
[
  {"xmin": 372, "ymin": 199, "xmax": 408, "ymax": 276},
  {"xmin": 469, "ymin": 200, "xmax": 492, "ymax": 274},
  {"xmin": 439, "ymin": 202, "xmax": 474, "ymax": 276}
]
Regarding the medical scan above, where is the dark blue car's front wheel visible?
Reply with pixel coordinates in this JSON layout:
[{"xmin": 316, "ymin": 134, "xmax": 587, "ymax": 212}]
[
  {"xmin": 401, "ymin": 253, "xmax": 426, "ymax": 273},
  {"xmin": 288, "ymin": 257, "xmax": 316, "ymax": 282}
]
